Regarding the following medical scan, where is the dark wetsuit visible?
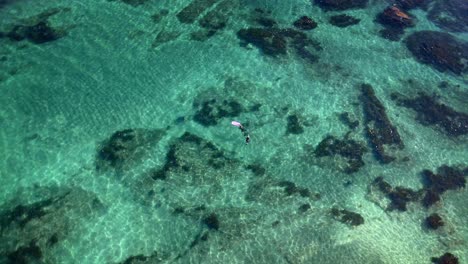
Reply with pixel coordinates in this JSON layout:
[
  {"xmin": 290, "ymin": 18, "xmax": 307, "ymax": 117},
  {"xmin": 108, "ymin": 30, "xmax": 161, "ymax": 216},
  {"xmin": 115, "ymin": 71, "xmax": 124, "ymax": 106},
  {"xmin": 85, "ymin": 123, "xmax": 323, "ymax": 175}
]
[{"xmin": 239, "ymin": 125, "xmax": 250, "ymax": 144}]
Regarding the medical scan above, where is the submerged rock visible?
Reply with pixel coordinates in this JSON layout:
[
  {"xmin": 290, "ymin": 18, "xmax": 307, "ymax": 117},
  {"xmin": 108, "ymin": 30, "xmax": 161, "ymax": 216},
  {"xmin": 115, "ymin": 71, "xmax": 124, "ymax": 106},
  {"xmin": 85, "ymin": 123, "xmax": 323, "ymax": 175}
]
[
  {"xmin": 377, "ymin": 6, "xmax": 414, "ymax": 28},
  {"xmin": 314, "ymin": 135, "xmax": 367, "ymax": 174},
  {"xmin": 0, "ymin": 187, "xmax": 105, "ymax": 264},
  {"xmin": 198, "ymin": 0, "xmax": 234, "ymax": 32},
  {"xmin": 329, "ymin": 14, "xmax": 360, "ymax": 28},
  {"xmin": 369, "ymin": 176, "xmax": 422, "ymax": 211},
  {"xmin": 422, "ymin": 166, "xmax": 466, "ymax": 194},
  {"xmin": 293, "ymin": 16, "xmax": 317, "ymax": 30},
  {"xmin": 286, "ymin": 114, "xmax": 305, "ymax": 134},
  {"xmin": 108, "ymin": 0, "xmax": 150, "ymax": 6},
  {"xmin": 396, "ymin": 0, "xmax": 426, "ymax": 10},
  {"xmin": 0, "ymin": 8, "xmax": 70, "ymax": 44},
  {"xmin": 421, "ymin": 165, "xmax": 466, "ymax": 208},
  {"xmin": 237, "ymin": 27, "xmax": 321, "ymax": 62},
  {"xmin": 405, "ymin": 31, "xmax": 467, "ymax": 75},
  {"xmin": 431, "ymin": 253, "xmax": 459, "ymax": 264},
  {"xmin": 193, "ymin": 98, "xmax": 243, "ymax": 126},
  {"xmin": 331, "ymin": 207, "xmax": 364, "ymax": 226},
  {"xmin": 376, "ymin": 6, "xmax": 413, "ymax": 41},
  {"xmin": 379, "ymin": 27, "xmax": 405, "ymax": 42},
  {"xmin": 237, "ymin": 28, "xmax": 288, "ymax": 56},
  {"xmin": 177, "ymin": 0, "xmax": 219, "ymax": 24},
  {"xmin": 96, "ymin": 128, "xmax": 165, "ymax": 171},
  {"xmin": 360, "ymin": 84, "xmax": 403, "ymax": 164},
  {"xmin": 256, "ymin": 17, "xmax": 277, "ymax": 28},
  {"xmin": 314, "ymin": 0, "xmax": 368, "ymax": 11},
  {"xmin": 392, "ymin": 93, "xmax": 468, "ymax": 137},
  {"xmin": 6, "ymin": 241, "xmax": 42, "ymax": 264},
  {"xmin": 388, "ymin": 186, "xmax": 422, "ymax": 211},
  {"xmin": 5, "ymin": 21, "xmax": 62, "ymax": 44},
  {"xmin": 203, "ymin": 213, "xmax": 220, "ymax": 230},
  {"xmin": 150, "ymin": 132, "xmax": 235, "ymax": 181},
  {"xmin": 425, "ymin": 213, "xmax": 444, "ymax": 230},
  {"xmin": 339, "ymin": 112, "xmax": 359, "ymax": 129},
  {"xmin": 428, "ymin": 0, "xmax": 468, "ymax": 32}
]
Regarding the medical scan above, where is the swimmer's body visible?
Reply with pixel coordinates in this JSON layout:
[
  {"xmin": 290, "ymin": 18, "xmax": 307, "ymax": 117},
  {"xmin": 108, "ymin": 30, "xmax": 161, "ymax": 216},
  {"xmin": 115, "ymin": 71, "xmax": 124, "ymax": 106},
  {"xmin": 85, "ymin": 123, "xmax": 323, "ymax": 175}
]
[{"xmin": 231, "ymin": 121, "xmax": 250, "ymax": 144}]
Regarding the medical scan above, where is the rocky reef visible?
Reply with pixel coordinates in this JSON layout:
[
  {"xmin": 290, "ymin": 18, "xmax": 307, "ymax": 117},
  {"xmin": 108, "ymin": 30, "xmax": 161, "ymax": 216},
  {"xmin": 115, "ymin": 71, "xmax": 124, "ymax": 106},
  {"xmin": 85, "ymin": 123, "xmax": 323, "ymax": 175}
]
[
  {"xmin": 0, "ymin": 187, "xmax": 105, "ymax": 264},
  {"xmin": 405, "ymin": 31, "xmax": 467, "ymax": 75},
  {"xmin": 314, "ymin": 0, "xmax": 368, "ymax": 11},
  {"xmin": 0, "ymin": 7, "xmax": 71, "ymax": 44},
  {"xmin": 392, "ymin": 92, "xmax": 468, "ymax": 137},
  {"xmin": 329, "ymin": 14, "xmax": 360, "ymax": 28},
  {"xmin": 237, "ymin": 27, "xmax": 321, "ymax": 63},
  {"xmin": 360, "ymin": 84, "xmax": 403, "ymax": 163},
  {"xmin": 313, "ymin": 135, "xmax": 368, "ymax": 174},
  {"xmin": 428, "ymin": 0, "xmax": 468, "ymax": 32},
  {"xmin": 96, "ymin": 128, "xmax": 166, "ymax": 171},
  {"xmin": 331, "ymin": 207, "xmax": 364, "ymax": 226}
]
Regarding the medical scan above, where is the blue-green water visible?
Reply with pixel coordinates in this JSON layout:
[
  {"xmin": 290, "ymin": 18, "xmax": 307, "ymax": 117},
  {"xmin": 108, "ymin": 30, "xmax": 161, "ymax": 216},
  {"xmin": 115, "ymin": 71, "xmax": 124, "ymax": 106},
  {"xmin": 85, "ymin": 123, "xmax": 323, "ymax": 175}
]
[{"xmin": 0, "ymin": 0, "xmax": 467, "ymax": 263}]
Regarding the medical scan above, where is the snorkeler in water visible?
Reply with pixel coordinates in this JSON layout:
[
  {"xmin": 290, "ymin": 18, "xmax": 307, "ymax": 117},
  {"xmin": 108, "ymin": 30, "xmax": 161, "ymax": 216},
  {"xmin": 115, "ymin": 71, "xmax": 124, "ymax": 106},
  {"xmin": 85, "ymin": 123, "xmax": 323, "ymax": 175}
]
[{"xmin": 231, "ymin": 121, "xmax": 251, "ymax": 144}]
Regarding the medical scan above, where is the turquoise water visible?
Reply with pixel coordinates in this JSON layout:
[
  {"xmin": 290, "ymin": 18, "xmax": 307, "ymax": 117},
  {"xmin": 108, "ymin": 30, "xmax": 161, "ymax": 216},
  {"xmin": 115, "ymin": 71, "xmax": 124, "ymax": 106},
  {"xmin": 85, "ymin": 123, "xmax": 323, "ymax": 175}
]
[{"xmin": 0, "ymin": 0, "xmax": 467, "ymax": 263}]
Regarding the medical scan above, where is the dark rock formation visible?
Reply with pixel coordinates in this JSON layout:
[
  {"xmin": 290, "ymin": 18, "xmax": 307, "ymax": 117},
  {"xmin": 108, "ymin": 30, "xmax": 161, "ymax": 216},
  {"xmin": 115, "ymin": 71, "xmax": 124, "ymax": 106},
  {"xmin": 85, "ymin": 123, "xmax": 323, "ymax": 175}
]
[
  {"xmin": 150, "ymin": 132, "xmax": 233, "ymax": 181},
  {"xmin": 425, "ymin": 213, "xmax": 444, "ymax": 229},
  {"xmin": 237, "ymin": 27, "xmax": 321, "ymax": 62},
  {"xmin": 314, "ymin": 0, "xmax": 368, "ymax": 11},
  {"xmin": 331, "ymin": 207, "xmax": 364, "ymax": 226},
  {"xmin": 421, "ymin": 166, "xmax": 466, "ymax": 207},
  {"xmin": 372, "ymin": 176, "xmax": 393, "ymax": 195},
  {"xmin": 376, "ymin": 6, "xmax": 413, "ymax": 41},
  {"xmin": 247, "ymin": 177, "xmax": 320, "ymax": 203},
  {"xmin": 1, "ymin": 198, "xmax": 55, "ymax": 229},
  {"xmin": 96, "ymin": 128, "xmax": 165, "ymax": 171},
  {"xmin": 119, "ymin": 254, "xmax": 149, "ymax": 264},
  {"xmin": 237, "ymin": 28, "xmax": 288, "ymax": 56},
  {"xmin": 293, "ymin": 16, "xmax": 317, "ymax": 30},
  {"xmin": 428, "ymin": 0, "xmax": 468, "ymax": 32},
  {"xmin": 369, "ymin": 176, "xmax": 422, "ymax": 211},
  {"xmin": 396, "ymin": 0, "xmax": 426, "ymax": 10},
  {"xmin": 277, "ymin": 181, "xmax": 313, "ymax": 198},
  {"xmin": 329, "ymin": 14, "xmax": 360, "ymax": 28},
  {"xmin": 193, "ymin": 98, "xmax": 243, "ymax": 126},
  {"xmin": 203, "ymin": 213, "xmax": 220, "ymax": 230},
  {"xmin": 431, "ymin": 253, "xmax": 459, "ymax": 264},
  {"xmin": 314, "ymin": 135, "xmax": 367, "ymax": 174},
  {"xmin": 256, "ymin": 17, "xmax": 277, "ymax": 28},
  {"xmin": 422, "ymin": 189, "xmax": 441, "ymax": 208},
  {"xmin": 6, "ymin": 240, "xmax": 42, "ymax": 264},
  {"xmin": 298, "ymin": 203, "xmax": 311, "ymax": 213},
  {"xmin": 245, "ymin": 163, "xmax": 266, "ymax": 176},
  {"xmin": 151, "ymin": 9, "xmax": 169, "ymax": 23},
  {"xmin": 377, "ymin": 6, "xmax": 414, "ymax": 28},
  {"xmin": 422, "ymin": 166, "xmax": 466, "ymax": 194},
  {"xmin": 176, "ymin": 0, "xmax": 218, "ymax": 24},
  {"xmin": 339, "ymin": 112, "xmax": 359, "ymax": 129},
  {"xmin": 1, "ymin": 8, "xmax": 69, "ymax": 44},
  {"xmin": 198, "ymin": 0, "xmax": 233, "ymax": 31},
  {"xmin": 392, "ymin": 93, "xmax": 468, "ymax": 137},
  {"xmin": 405, "ymin": 31, "xmax": 467, "ymax": 75},
  {"xmin": 109, "ymin": 0, "xmax": 150, "ymax": 6},
  {"xmin": 360, "ymin": 84, "xmax": 403, "ymax": 163},
  {"xmin": 0, "ymin": 187, "xmax": 105, "ymax": 264},
  {"xmin": 0, "ymin": 0, "xmax": 16, "ymax": 10},
  {"xmin": 379, "ymin": 27, "xmax": 405, "ymax": 42},
  {"xmin": 286, "ymin": 114, "xmax": 304, "ymax": 134},
  {"xmin": 388, "ymin": 186, "xmax": 421, "ymax": 211},
  {"xmin": 4, "ymin": 21, "xmax": 62, "ymax": 44}
]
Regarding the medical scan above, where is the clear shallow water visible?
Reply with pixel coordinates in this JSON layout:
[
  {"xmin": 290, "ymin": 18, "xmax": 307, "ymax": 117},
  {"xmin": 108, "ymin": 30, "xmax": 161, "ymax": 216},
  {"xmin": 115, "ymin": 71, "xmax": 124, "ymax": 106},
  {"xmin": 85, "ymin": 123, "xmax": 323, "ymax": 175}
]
[{"xmin": 0, "ymin": 0, "xmax": 467, "ymax": 263}]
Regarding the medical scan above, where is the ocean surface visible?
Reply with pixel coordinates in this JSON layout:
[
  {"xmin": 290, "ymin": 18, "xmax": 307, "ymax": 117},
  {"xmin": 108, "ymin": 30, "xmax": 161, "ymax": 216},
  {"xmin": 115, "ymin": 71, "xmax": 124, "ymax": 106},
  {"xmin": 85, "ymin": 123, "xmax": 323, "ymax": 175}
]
[{"xmin": 0, "ymin": 0, "xmax": 467, "ymax": 263}]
